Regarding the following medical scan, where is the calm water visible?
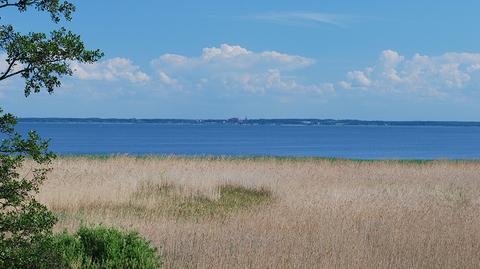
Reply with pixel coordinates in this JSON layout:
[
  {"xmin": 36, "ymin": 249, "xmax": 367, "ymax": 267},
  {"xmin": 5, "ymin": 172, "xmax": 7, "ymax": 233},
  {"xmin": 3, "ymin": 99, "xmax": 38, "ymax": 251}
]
[{"xmin": 14, "ymin": 122, "xmax": 480, "ymax": 159}]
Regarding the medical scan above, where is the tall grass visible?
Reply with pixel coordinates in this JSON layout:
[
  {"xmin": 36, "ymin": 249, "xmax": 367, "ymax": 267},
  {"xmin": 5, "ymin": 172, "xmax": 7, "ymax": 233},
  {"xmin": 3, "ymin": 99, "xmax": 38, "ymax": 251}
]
[{"xmin": 32, "ymin": 156, "xmax": 480, "ymax": 268}]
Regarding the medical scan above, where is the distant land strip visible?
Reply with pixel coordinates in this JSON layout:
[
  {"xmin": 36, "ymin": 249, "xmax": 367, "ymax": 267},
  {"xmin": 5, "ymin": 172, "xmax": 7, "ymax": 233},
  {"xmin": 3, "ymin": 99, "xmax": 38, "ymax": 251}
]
[{"xmin": 17, "ymin": 118, "xmax": 480, "ymax": 127}]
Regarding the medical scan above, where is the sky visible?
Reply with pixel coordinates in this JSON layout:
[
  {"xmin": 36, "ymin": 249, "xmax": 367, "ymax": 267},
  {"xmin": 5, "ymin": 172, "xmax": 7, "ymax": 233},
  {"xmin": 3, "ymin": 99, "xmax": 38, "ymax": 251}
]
[{"xmin": 2, "ymin": 0, "xmax": 480, "ymax": 120}]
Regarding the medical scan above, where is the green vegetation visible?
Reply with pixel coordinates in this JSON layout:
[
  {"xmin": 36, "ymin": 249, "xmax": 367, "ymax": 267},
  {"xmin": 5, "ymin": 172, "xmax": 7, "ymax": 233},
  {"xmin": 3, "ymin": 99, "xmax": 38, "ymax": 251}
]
[
  {"xmin": 0, "ymin": 111, "xmax": 57, "ymax": 268},
  {"xmin": 52, "ymin": 226, "xmax": 163, "ymax": 269},
  {"xmin": 0, "ymin": 2, "xmax": 102, "ymax": 96},
  {"xmin": 0, "ymin": 1, "xmax": 115, "ymax": 268},
  {"xmin": 135, "ymin": 183, "xmax": 272, "ymax": 218},
  {"xmin": 167, "ymin": 185, "xmax": 272, "ymax": 218},
  {"xmin": 131, "ymin": 183, "xmax": 272, "ymax": 218},
  {"xmin": 63, "ymin": 183, "xmax": 273, "ymax": 220}
]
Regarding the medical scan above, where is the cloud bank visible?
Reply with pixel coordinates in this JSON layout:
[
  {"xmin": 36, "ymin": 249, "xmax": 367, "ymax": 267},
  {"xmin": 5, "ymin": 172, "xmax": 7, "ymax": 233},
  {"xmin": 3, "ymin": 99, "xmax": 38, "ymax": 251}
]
[
  {"xmin": 151, "ymin": 44, "xmax": 333, "ymax": 94},
  {"xmin": 72, "ymin": 57, "xmax": 150, "ymax": 83},
  {"xmin": 340, "ymin": 50, "xmax": 480, "ymax": 97},
  {"xmin": 55, "ymin": 47, "xmax": 480, "ymax": 100}
]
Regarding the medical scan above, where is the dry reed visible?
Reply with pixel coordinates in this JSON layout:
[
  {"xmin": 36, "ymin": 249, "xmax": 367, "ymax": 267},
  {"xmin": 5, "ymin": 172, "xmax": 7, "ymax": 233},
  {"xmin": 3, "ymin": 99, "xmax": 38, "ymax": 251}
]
[{"xmin": 30, "ymin": 156, "xmax": 480, "ymax": 268}]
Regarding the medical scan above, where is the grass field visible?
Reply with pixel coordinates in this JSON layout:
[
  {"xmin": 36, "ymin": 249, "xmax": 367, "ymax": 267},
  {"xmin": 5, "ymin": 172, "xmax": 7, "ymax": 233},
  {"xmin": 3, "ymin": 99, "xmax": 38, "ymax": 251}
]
[{"xmin": 33, "ymin": 156, "xmax": 480, "ymax": 268}]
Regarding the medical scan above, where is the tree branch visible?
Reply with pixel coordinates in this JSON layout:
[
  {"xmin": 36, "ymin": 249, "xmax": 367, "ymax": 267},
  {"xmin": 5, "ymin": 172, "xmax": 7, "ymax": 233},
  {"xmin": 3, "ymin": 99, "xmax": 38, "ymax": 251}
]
[
  {"xmin": 0, "ymin": 58, "xmax": 17, "ymax": 80},
  {"xmin": 0, "ymin": 66, "xmax": 30, "ymax": 81},
  {"xmin": 0, "ymin": 1, "xmax": 40, "ymax": 9},
  {"xmin": 0, "ymin": 0, "xmax": 12, "ymax": 9}
]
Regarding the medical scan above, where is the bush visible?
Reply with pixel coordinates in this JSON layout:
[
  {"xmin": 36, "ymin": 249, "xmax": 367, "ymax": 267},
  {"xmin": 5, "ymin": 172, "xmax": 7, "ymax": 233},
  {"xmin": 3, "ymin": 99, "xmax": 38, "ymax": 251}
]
[
  {"xmin": 0, "ymin": 111, "xmax": 58, "ymax": 269},
  {"xmin": 0, "ymin": 235, "xmax": 65, "ymax": 269},
  {"xmin": 52, "ymin": 226, "xmax": 163, "ymax": 269}
]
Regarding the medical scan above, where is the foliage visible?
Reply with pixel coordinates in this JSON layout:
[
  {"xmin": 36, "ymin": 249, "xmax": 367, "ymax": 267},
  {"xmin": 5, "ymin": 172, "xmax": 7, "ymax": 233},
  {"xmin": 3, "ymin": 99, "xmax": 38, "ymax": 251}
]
[
  {"xmin": 0, "ymin": 0, "xmax": 76, "ymax": 22},
  {"xmin": 0, "ymin": 109, "xmax": 58, "ymax": 268},
  {"xmin": 0, "ymin": 1, "xmax": 103, "ymax": 96},
  {"xmin": 52, "ymin": 226, "xmax": 163, "ymax": 269},
  {"xmin": 0, "ymin": 0, "xmax": 102, "ymax": 267}
]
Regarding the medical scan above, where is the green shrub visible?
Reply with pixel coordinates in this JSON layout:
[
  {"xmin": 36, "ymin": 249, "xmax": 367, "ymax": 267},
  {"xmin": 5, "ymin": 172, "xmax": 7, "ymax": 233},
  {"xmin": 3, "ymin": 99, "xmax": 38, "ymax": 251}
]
[
  {"xmin": 0, "ymin": 235, "xmax": 65, "ymax": 269},
  {"xmin": 52, "ymin": 231, "xmax": 84, "ymax": 267},
  {"xmin": 0, "ymin": 110, "xmax": 58, "ymax": 269},
  {"xmin": 52, "ymin": 226, "xmax": 163, "ymax": 269}
]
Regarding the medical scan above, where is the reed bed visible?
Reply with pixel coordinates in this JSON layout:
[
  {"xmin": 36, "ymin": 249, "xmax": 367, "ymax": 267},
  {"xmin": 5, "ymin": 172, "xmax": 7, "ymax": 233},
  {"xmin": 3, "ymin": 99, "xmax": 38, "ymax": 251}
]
[{"xmin": 31, "ymin": 156, "xmax": 480, "ymax": 268}]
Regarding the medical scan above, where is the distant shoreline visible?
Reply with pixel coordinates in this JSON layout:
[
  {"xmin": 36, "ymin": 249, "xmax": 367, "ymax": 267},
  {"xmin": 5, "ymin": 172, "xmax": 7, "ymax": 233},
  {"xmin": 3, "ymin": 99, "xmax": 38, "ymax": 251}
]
[{"xmin": 17, "ymin": 118, "xmax": 480, "ymax": 127}]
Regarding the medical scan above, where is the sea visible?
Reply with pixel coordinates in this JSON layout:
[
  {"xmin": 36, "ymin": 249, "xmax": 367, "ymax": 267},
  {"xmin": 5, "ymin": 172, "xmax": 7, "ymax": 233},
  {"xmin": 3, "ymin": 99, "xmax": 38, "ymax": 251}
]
[{"xmin": 14, "ymin": 119, "xmax": 480, "ymax": 160}]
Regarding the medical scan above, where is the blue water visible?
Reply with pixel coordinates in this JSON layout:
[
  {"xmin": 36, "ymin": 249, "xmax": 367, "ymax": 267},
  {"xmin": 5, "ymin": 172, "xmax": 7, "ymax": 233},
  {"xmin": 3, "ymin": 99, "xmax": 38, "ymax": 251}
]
[{"xmin": 14, "ymin": 122, "xmax": 480, "ymax": 159}]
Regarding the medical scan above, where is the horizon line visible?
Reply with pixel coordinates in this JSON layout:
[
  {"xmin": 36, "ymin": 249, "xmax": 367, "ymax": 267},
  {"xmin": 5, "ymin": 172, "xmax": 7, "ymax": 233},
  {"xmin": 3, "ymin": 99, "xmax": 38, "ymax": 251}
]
[{"xmin": 16, "ymin": 117, "xmax": 480, "ymax": 123}]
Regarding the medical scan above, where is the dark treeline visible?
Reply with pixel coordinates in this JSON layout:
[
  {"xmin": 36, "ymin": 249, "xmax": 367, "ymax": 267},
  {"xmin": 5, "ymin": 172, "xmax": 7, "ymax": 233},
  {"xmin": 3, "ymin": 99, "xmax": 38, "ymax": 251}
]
[{"xmin": 17, "ymin": 118, "xmax": 480, "ymax": 127}]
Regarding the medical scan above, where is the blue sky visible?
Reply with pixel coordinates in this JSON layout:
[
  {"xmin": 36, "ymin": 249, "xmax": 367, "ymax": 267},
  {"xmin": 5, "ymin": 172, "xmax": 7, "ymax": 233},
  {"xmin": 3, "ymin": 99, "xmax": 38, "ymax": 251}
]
[{"xmin": 2, "ymin": 0, "xmax": 480, "ymax": 120}]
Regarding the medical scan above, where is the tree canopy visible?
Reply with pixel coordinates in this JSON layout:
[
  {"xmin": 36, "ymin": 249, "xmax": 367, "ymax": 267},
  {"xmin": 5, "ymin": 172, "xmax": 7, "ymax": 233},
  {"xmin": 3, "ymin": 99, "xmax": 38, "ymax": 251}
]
[
  {"xmin": 0, "ymin": 1, "xmax": 103, "ymax": 267},
  {"xmin": 0, "ymin": 0, "xmax": 103, "ymax": 96}
]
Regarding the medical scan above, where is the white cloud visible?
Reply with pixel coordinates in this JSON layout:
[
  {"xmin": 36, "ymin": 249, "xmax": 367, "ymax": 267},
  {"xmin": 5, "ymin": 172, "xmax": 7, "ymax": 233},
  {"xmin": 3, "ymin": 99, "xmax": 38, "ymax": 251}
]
[
  {"xmin": 347, "ymin": 70, "xmax": 372, "ymax": 87},
  {"xmin": 154, "ymin": 44, "xmax": 314, "ymax": 71},
  {"xmin": 338, "ymin": 81, "xmax": 352, "ymax": 89},
  {"xmin": 340, "ymin": 50, "xmax": 480, "ymax": 96},
  {"xmin": 245, "ymin": 12, "xmax": 349, "ymax": 28},
  {"xmin": 157, "ymin": 70, "xmax": 183, "ymax": 91},
  {"xmin": 151, "ymin": 44, "xmax": 328, "ymax": 95},
  {"xmin": 158, "ymin": 71, "xmax": 177, "ymax": 85},
  {"xmin": 72, "ymin": 57, "xmax": 150, "ymax": 83}
]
